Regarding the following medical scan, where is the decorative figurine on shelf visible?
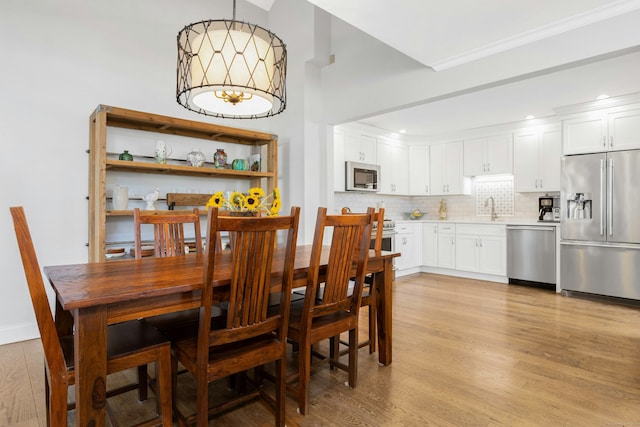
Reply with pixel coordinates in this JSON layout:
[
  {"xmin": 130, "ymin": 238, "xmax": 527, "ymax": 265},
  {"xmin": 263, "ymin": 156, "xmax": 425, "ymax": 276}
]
[
  {"xmin": 155, "ymin": 140, "xmax": 171, "ymax": 164},
  {"xmin": 438, "ymin": 199, "xmax": 447, "ymax": 220},
  {"xmin": 186, "ymin": 148, "xmax": 206, "ymax": 167},
  {"xmin": 213, "ymin": 148, "xmax": 227, "ymax": 168},
  {"xmin": 118, "ymin": 150, "xmax": 133, "ymax": 161},
  {"xmin": 142, "ymin": 188, "xmax": 160, "ymax": 210}
]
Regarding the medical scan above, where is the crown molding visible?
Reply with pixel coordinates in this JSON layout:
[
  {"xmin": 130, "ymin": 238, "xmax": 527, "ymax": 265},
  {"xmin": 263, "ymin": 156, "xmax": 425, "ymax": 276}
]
[
  {"xmin": 430, "ymin": 0, "xmax": 640, "ymax": 71},
  {"xmin": 553, "ymin": 91, "xmax": 640, "ymax": 115}
]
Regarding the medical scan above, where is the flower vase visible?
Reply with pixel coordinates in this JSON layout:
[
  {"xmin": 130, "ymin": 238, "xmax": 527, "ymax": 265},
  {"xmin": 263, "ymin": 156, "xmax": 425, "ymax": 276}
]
[
  {"xmin": 118, "ymin": 150, "xmax": 133, "ymax": 161},
  {"xmin": 112, "ymin": 185, "xmax": 129, "ymax": 210},
  {"xmin": 186, "ymin": 149, "xmax": 206, "ymax": 167},
  {"xmin": 213, "ymin": 149, "xmax": 227, "ymax": 168}
]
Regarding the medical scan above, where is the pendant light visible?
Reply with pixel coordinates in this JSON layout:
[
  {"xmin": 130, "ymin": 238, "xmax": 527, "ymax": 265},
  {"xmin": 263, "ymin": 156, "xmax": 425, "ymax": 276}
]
[{"xmin": 176, "ymin": 0, "xmax": 287, "ymax": 119}]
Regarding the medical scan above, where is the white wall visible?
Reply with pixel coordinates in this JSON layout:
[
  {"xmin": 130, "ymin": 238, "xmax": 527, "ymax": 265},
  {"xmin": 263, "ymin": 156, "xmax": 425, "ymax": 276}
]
[{"xmin": 0, "ymin": 0, "xmax": 322, "ymax": 344}]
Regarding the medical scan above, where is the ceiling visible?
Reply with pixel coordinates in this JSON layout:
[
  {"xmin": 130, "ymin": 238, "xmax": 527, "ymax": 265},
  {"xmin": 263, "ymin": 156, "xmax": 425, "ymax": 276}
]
[{"xmin": 268, "ymin": 0, "xmax": 640, "ymax": 137}]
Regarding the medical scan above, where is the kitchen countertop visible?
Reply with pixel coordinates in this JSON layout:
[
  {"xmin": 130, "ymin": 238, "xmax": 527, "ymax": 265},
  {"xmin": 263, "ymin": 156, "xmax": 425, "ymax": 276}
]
[{"xmin": 395, "ymin": 219, "xmax": 560, "ymax": 227}]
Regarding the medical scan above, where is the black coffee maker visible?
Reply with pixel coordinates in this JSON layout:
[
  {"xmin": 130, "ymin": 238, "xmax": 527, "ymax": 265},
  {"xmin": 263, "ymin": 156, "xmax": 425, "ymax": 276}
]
[{"xmin": 538, "ymin": 196, "xmax": 555, "ymax": 221}]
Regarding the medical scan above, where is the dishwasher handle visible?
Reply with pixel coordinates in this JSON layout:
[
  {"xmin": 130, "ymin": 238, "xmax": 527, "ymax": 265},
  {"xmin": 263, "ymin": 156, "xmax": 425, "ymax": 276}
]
[{"xmin": 506, "ymin": 225, "xmax": 555, "ymax": 232}]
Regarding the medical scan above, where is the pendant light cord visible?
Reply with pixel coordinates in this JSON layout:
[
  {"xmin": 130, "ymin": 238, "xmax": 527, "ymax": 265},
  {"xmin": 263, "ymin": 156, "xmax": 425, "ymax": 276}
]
[{"xmin": 233, "ymin": 0, "xmax": 236, "ymax": 21}]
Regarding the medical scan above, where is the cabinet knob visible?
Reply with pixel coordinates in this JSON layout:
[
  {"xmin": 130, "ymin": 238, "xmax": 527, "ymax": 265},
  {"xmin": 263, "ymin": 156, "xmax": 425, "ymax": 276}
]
[
  {"xmin": 610, "ymin": 136, "xmax": 614, "ymax": 147},
  {"xmin": 603, "ymin": 136, "xmax": 607, "ymax": 147}
]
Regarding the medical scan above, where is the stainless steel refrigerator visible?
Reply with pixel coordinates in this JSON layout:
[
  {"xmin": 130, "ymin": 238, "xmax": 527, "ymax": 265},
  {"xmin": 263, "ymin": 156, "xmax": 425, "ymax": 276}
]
[{"xmin": 561, "ymin": 150, "xmax": 640, "ymax": 300}]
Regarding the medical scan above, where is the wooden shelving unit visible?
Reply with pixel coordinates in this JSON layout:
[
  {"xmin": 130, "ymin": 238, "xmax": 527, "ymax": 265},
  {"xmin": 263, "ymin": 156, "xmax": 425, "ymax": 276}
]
[{"xmin": 88, "ymin": 104, "xmax": 278, "ymax": 262}]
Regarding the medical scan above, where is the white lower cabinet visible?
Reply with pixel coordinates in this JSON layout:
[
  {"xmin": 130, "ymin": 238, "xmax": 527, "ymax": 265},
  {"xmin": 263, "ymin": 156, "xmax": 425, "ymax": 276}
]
[
  {"xmin": 454, "ymin": 224, "xmax": 506, "ymax": 275},
  {"xmin": 394, "ymin": 222, "xmax": 422, "ymax": 275},
  {"xmin": 437, "ymin": 224, "xmax": 456, "ymax": 269},
  {"xmin": 422, "ymin": 223, "xmax": 438, "ymax": 267}
]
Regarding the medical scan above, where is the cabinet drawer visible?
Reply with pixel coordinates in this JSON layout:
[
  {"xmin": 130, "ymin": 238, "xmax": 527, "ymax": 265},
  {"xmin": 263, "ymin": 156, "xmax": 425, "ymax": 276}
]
[
  {"xmin": 396, "ymin": 222, "xmax": 418, "ymax": 234},
  {"xmin": 438, "ymin": 223, "xmax": 456, "ymax": 233},
  {"xmin": 456, "ymin": 224, "xmax": 505, "ymax": 236}
]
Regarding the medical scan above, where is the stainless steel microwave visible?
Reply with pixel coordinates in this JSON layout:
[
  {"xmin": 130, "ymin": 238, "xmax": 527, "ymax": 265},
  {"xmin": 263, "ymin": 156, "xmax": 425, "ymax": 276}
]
[{"xmin": 345, "ymin": 161, "xmax": 380, "ymax": 192}]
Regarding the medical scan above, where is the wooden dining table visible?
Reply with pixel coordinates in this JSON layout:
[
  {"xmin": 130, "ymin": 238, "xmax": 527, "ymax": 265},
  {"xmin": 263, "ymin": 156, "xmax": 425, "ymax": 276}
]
[{"xmin": 44, "ymin": 245, "xmax": 399, "ymax": 426}]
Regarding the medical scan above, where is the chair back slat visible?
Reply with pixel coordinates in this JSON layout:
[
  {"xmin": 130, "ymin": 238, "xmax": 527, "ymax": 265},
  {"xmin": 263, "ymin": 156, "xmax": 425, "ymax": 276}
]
[
  {"xmin": 200, "ymin": 207, "xmax": 300, "ymax": 347},
  {"xmin": 10, "ymin": 207, "xmax": 67, "ymax": 380},
  {"xmin": 341, "ymin": 207, "xmax": 384, "ymax": 252},
  {"xmin": 303, "ymin": 207, "xmax": 372, "ymax": 326},
  {"xmin": 134, "ymin": 208, "xmax": 202, "ymax": 259}
]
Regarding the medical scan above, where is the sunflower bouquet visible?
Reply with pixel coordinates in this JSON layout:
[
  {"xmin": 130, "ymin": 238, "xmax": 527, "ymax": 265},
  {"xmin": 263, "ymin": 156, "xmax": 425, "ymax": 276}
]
[{"xmin": 206, "ymin": 187, "xmax": 282, "ymax": 216}]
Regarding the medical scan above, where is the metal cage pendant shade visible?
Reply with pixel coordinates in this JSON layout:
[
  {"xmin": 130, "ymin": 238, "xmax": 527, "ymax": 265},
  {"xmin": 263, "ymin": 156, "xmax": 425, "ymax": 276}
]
[{"xmin": 177, "ymin": 16, "xmax": 287, "ymax": 119}]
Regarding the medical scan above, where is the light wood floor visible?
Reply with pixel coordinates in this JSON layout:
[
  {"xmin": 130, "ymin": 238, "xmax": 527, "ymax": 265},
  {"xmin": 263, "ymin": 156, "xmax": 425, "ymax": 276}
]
[{"xmin": 3, "ymin": 273, "xmax": 640, "ymax": 426}]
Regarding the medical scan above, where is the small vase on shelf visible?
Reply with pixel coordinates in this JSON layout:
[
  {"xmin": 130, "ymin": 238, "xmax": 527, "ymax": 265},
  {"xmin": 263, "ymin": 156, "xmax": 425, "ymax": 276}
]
[
  {"xmin": 213, "ymin": 148, "xmax": 227, "ymax": 169},
  {"xmin": 118, "ymin": 150, "xmax": 133, "ymax": 161},
  {"xmin": 232, "ymin": 159, "xmax": 245, "ymax": 170},
  {"xmin": 112, "ymin": 185, "xmax": 129, "ymax": 210},
  {"xmin": 186, "ymin": 149, "xmax": 206, "ymax": 167}
]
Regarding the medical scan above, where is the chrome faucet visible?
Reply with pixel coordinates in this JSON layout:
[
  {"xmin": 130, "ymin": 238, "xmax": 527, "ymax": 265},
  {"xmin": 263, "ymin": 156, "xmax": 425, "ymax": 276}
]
[{"xmin": 485, "ymin": 196, "xmax": 498, "ymax": 221}]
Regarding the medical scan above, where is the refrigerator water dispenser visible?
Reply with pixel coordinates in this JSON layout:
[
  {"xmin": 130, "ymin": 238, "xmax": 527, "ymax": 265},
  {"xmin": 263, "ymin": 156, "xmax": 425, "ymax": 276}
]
[{"xmin": 566, "ymin": 193, "xmax": 591, "ymax": 220}]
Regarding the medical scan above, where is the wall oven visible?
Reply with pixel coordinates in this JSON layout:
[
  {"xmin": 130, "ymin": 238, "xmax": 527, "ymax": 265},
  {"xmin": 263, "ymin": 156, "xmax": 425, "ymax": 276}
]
[{"xmin": 371, "ymin": 220, "xmax": 396, "ymax": 252}]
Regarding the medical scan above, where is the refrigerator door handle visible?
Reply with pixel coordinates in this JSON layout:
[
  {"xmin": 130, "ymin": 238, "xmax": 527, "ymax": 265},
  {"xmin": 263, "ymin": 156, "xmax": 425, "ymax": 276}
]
[
  {"xmin": 608, "ymin": 158, "xmax": 614, "ymax": 236},
  {"xmin": 600, "ymin": 158, "xmax": 605, "ymax": 236}
]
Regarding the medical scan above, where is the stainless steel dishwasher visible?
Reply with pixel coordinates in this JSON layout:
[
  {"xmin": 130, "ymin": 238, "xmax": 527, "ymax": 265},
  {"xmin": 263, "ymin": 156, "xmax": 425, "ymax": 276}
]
[{"xmin": 506, "ymin": 225, "xmax": 556, "ymax": 287}]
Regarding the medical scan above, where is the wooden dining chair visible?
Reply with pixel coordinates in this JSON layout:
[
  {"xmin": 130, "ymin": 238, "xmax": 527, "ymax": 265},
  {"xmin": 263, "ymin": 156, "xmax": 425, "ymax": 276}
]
[
  {"xmin": 163, "ymin": 206, "xmax": 300, "ymax": 427},
  {"xmin": 139, "ymin": 207, "xmax": 225, "ymax": 336},
  {"xmin": 285, "ymin": 206, "xmax": 372, "ymax": 415},
  {"xmin": 9, "ymin": 206, "xmax": 172, "ymax": 427},
  {"xmin": 134, "ymin": 207, "xmax": 203, "ymax": 258},
  {"xmin": 341, "ymin": 207, "xmax": 384, "ymax": 353}
]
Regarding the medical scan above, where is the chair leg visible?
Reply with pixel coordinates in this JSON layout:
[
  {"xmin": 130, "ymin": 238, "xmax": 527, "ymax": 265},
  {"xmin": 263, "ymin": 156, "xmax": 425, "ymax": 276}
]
[
  {"xmin": 171, "ymin": 354, "xmax": 179, "ymax": 419},
  {"xmin": 196, "ymin": 366, "xmax": 209, "ymax": 426},
  {"xmin": 348, "ymin": 328, "xmax": 358, "ymax": 388},
  {"xmin": 297, "ymin": 343, "xmax": 311, "ymax": 415},
  {"xmin": 48, "ymin": 377, "xmax": 68, "ymax": 427},
  {"xmin": 137, "ymin": 364, "xmax": 149, "ymax": 401},
  {"xmin": 156, "ymin": 349, "xmax": 173, "ymax": 427},
  {"xmin": 329, "ymin": 336, "xmax": 339, "ymax": 370},
  {"xmin": 275, "ymin": 358, "xmax": 286, "ymax": 427},
  {"xmin": 369, "ymin": 301, "xmax": 377, "ymax": 354}
]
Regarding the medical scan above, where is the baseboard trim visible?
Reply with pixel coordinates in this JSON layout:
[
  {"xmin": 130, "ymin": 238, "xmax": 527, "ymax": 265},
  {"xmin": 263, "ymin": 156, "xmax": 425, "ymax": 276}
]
[{"xmin": 0, "ymin": 322, "xmax": 40, "ymax": 346}]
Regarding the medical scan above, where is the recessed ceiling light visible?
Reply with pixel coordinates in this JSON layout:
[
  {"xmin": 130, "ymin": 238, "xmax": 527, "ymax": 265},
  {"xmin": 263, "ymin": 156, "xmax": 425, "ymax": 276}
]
[
  {"xmin": 596, "ymin": 94, "xmax": 609, "ymax": 100},
  {"xmin": 399, "ymin": 129, "xmax": 406, "ymax": 133},
  {"xmin": 525, "ymin": 115, "xmax": 535, "ymax": 120}
]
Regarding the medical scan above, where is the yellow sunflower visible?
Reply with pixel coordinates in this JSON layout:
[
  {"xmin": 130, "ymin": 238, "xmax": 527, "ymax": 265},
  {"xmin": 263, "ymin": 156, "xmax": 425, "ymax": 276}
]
[
  {"xmin": 244, "ymin": 193, "xmax": 261, "ymax": 211},
  {"xmin": 229, "ymin": 191, "xmax": 245, "ymax": 209},
  {"xmin": 269, "ymin": 198, "xmax": 281, "ymax": 216},
  {"xmin": 206, "ymin": 192, "xmax": 225, "ymax": 208},
  {"xmin": 248, "ymin": 187, "xmax": 265, "ymax": 199}
]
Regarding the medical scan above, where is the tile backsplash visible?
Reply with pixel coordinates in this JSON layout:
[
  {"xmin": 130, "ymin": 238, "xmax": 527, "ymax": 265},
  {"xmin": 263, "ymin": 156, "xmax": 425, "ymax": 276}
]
[
  {"xmin": 475, "ymin": 176, "xmax": 514, "ymax": 217},
  {"xmin": 334, "ymin": 177, "xmax": 550, "ymax": 222}
]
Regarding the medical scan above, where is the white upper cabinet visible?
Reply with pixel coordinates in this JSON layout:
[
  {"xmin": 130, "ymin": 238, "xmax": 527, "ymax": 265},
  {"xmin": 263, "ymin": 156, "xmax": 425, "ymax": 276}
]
[
  {"xmin": 344, "ymin": 133, "xmax": 377, "ymax": 163},
  {"xmin": 378, "ymin": 139, "xmax": 408, "ymax": 195},
  {"xmin": 563, "ymin": 104, "xmax": 640, "ymax": 154},
  {"xmin": 514, "ymin": 125, "xmax": 561, "ymax": 192},
  {"xmin": 430, "ymin": 141, "xmax": 470, "ymax": 196},
  {"xmin": 562, "ymin": 112, "xmax": 607, "ymax": 154},
  {"xmin": 463, "ymin": 134, "xmax": 513, "ymax": 176},
  {"xmin": 608, "ymin": 108, "xmax": 640, "ymax": 151},
  {"xmin": 334, "ymin": 127, "xmax": 379, "ymax": 192},
  {"xmin": 408, "ymin": 145, "xmax": 430, "ymax": 195}
]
